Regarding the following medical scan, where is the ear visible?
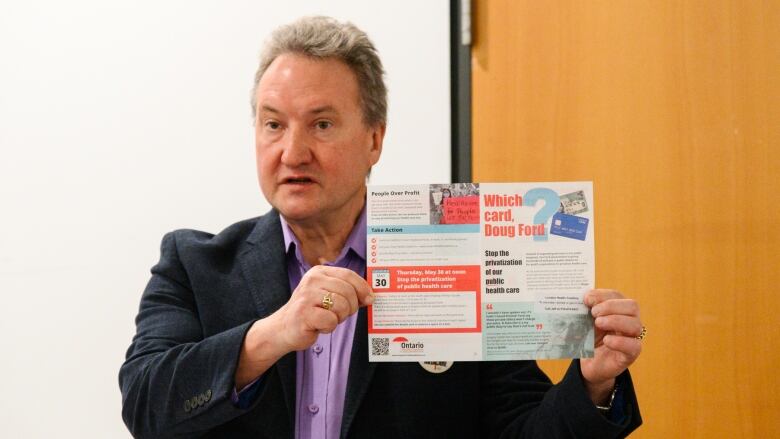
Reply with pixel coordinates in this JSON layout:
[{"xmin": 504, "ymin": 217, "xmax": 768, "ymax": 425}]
[{"xmin": 367, "ymin": 123, "xmax": 386, "ymax": 166}]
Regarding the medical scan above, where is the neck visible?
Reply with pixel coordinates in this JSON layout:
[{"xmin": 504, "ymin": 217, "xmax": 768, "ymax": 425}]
[{"xmin": 285, "ymin": 193, "xmax": 365, "ymax": 267}]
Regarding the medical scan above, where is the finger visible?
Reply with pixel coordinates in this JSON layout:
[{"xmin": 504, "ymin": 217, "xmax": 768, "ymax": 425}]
[
  {"xmin": 316, "ymin": 291, "xmax": 353, "ymax": 323},
  {"xmin": 317, "ymin": 265, "xmax": 373, "ymax": 306},
  {"xmin": 602, "ymin": 334, "xmax": 642, "ymax": 361},
  {"xmin": 305, "ymin": 306, "xmax": 339, "ymax": 334},
  {"xmin": 311, "ymin": 276, "xmax": 360, "ymax": 316},
  {"xmin": 591, "ymin": 299, "xmax": 640, "ymax": 318},
  {"xmin": 594, "ymin": 315, "xmax": 643, "ymax": 337},
  {"xmin": 584, "ymin": 289, "xmax": 624, "ymax": 307},
  {"xmin": 299, "ymin": 267, "xmax": 361, "ymax": 313}
]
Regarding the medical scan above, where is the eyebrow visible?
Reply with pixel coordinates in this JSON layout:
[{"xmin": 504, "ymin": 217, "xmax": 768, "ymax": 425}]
[
  {"xmin": 259, "ymin": 104, "xmax": 337, "ymax": 115},
  {"xmin": 309, "ymin": 105, "xmax": 336, "ymax": 115}
]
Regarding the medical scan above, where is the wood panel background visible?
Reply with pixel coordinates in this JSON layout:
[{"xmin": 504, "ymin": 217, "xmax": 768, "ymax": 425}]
[{"xmin": 471, "ymin": 1, "xmax": 779, "ymax": 437}]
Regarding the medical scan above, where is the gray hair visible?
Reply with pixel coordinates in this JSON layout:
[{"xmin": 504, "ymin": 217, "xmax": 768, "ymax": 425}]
[{"xmin": 251, "ymin": 16, "xmax": 387, "ymax": 127}]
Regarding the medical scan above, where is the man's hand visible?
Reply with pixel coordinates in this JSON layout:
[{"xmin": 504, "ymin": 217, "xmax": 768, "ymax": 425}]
[
  {"xmin": 235, "ymin": 266, "xmax": 373, "ymax": 388},
  {"xmin": 273, "ymin": 265, "xmax": 374, "ymax": 352},
  {"xmin": 580, "ymin": 289, "xmax": 643, "ymax": 405}
]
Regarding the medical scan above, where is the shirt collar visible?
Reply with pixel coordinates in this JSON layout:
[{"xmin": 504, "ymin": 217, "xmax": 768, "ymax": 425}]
[{"xmin": 279, "ymin": 208, "xmax": 367, "ymax": 266}]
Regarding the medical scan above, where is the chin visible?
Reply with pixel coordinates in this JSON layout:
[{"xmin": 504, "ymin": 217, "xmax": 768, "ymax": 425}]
[{"xmin": 275, "ymin": 204, "xmax": 318, "ymax": 221}]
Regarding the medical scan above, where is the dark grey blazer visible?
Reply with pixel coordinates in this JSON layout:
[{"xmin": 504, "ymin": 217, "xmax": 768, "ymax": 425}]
[{"xmin": 119, "ymin": 210, "xmax": 642, "ymax": 438}]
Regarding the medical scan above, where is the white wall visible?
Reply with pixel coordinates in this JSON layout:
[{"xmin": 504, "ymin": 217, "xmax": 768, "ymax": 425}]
[{"xmin": 0, "ymin": 1, "xmax": 450, "ymax": 436}]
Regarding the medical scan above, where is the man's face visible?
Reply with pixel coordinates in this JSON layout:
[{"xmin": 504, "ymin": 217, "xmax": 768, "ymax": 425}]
[{"xmin": 254, "ymin": 53, "xmax": 384, "ymax": 224}]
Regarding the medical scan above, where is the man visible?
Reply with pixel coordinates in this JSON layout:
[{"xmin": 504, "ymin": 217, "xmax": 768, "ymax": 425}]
[{"xmin": 120, "ymin": 16, "xmax": 644, "ymax": 438}]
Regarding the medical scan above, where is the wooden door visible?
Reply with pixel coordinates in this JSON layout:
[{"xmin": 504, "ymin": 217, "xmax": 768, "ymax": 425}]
[{"xmin": 471, "ymin": 1, "xmax": 780, "ymax": 437}]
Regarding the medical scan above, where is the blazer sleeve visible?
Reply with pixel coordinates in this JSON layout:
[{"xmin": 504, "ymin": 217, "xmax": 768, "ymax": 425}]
[
  {"xmin": 118, "ymin": 231, "xmax": 257, "ymax": 438},
  {"xmin": 480, "ymin": 359, "xmax": 642, "ymax": 439}
]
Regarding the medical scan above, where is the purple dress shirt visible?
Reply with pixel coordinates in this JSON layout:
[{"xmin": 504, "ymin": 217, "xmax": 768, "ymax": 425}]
[{"xmin": 235, "ymin": 210, "xmax": 366, "ymax": 439}]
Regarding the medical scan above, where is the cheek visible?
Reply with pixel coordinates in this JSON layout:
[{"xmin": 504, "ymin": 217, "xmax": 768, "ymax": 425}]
[
  {"xmin": 326, "ymin": 152, "xmax": 364, "ymax": 183},
  {"xmin": 255, "ymin": 148, "xmax": 277, "ymax": 185},
  {"xmin": 256, "ymin": 140, "xmax": 277, "ymax": 168},
  {"xmin": 338, "ymin": 133, "xmax": 377, "ymax": 172}
]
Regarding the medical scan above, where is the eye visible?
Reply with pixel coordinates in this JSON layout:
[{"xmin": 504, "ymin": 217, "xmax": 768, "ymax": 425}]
[
  {"xmin": 315, "ymin": 120, "xmax": 333, "ymax": 130},
  {"xmin": 265, "ymin": 120, "xmax": 281, "ymax": 130}
]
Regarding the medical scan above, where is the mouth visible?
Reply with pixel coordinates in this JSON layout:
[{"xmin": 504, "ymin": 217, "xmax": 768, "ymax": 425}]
[{"xmin": 281, "ymin": 176, "xmax": 316, "ymax": 186}]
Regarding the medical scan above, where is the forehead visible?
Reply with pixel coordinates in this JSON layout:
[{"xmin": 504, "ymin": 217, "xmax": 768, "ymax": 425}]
[{"xmin": 256, "ymin": 53, "xmax": 360, "ymax": 112}]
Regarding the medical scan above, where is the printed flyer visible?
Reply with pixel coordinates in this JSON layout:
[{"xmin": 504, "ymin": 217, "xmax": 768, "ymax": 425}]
[{"xmin": 366, "ymin": 182, "xmax": 595, "ymax": 362}]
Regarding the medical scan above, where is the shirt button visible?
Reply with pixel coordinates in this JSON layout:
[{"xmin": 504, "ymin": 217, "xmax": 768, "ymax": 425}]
[
  {"xmin": 308, "ymin": 404, "xmax": 319, "ymax": 414},
  {"xmin": 313, "ymin": 344, "xmax": 323, "ymax": 354}
]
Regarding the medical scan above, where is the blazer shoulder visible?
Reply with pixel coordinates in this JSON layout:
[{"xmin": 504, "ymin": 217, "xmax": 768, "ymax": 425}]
[{"xmin": 161, "ymin": 209, "xmax": 282, "ymax": 262}]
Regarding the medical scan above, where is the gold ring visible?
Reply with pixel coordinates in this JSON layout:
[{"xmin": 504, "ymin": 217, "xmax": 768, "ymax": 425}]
[
  {"xmin": 636, "ymin": 325, "xmax": 647, "ymax": 340},
  {"xmin": 320, "ymin": 292, "xmax": 334, "ymax": 311}
]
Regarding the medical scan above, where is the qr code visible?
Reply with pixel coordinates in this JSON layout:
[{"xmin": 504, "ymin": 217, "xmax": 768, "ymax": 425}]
[{"xmin": 371, "ymin": 337, "xmax": 389, "ymax": 356}]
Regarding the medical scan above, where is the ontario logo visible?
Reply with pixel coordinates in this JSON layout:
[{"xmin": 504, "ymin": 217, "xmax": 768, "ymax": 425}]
[{"xmin": 392, "ymin": 336, "xmax": 424, "ymax": 353}]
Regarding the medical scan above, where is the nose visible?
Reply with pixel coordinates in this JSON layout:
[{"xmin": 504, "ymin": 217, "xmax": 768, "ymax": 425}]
[{"xmin": 280, "ymin": 125, "xmax": 313, "ymax": 167}]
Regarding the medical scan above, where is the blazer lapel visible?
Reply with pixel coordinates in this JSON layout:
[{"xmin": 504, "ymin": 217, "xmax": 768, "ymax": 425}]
[
  {"xmin": 240, "ymin": 210, "xmax": 290, "ymax": 316},
  {"xmin": 340, "ymin": 307, "xmax": 377, "ymax": 439},
  {"xmin": 239, "ymin": 210, "xmax": 296, "ymax": 432}
]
